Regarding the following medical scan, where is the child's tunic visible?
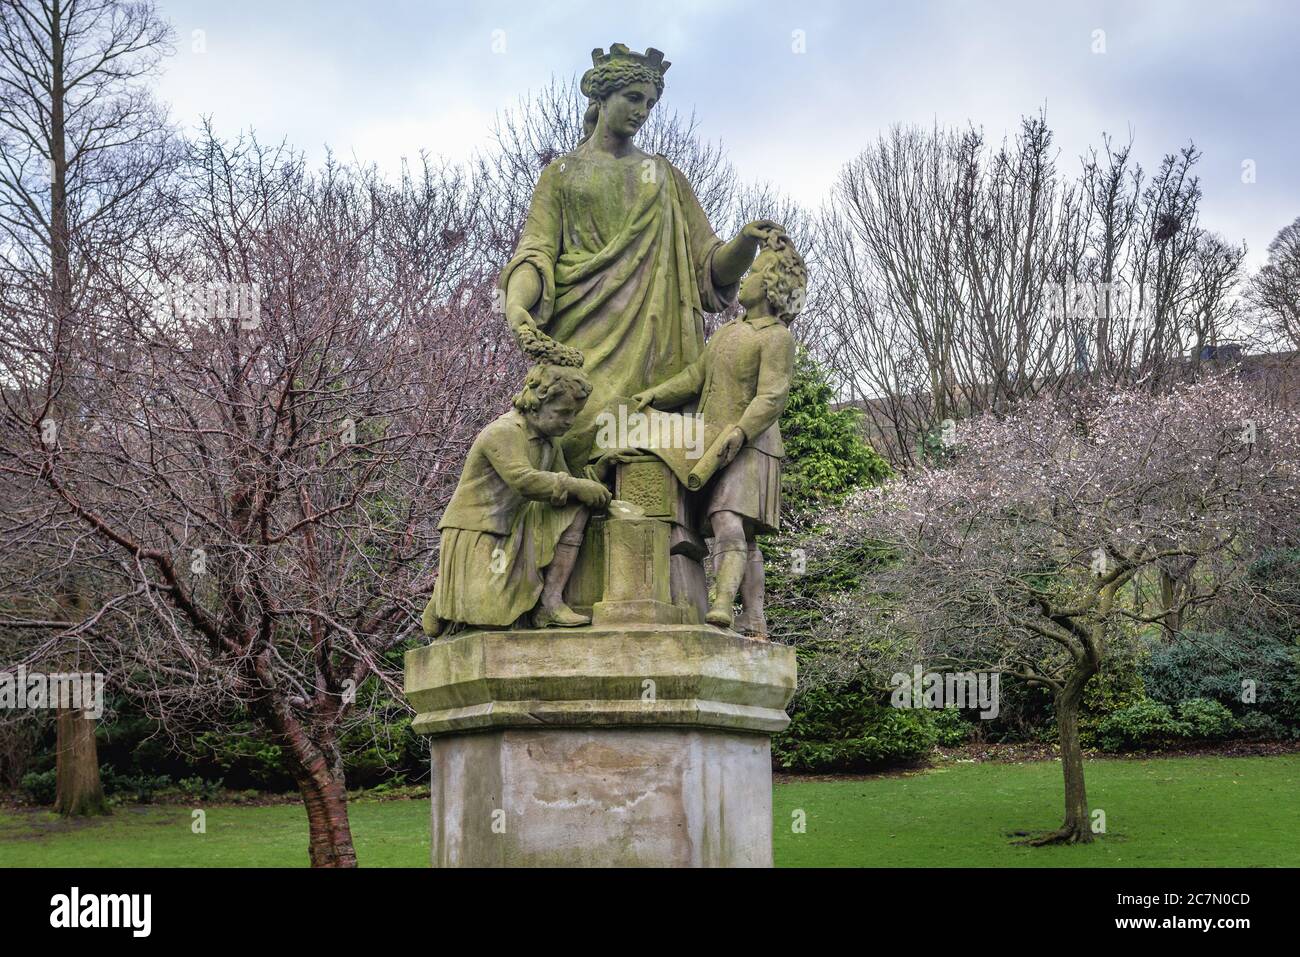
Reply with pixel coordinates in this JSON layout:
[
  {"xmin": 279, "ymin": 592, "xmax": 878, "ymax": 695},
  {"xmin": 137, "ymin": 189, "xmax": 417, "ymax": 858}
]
[
  {"xmin": 427, "ymin": 409, "xmax": 580, "ymax": 628},
  {"xmin": 652, "ymin": 313, "xmax": 796, "ymax": 535}
]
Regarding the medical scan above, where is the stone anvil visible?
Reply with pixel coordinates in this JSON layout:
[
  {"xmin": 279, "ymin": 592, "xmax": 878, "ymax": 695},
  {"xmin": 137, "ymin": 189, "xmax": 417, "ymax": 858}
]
[{"xmin": 404, "ymin": 458, "xmax": 797, "ymax": 867}]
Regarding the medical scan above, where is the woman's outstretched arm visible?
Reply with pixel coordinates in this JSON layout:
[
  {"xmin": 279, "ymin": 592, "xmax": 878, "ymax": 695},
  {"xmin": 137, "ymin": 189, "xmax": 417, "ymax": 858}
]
[{"xmin": 712, "ymin": 219, "xmax": 781, "ymax": 286}]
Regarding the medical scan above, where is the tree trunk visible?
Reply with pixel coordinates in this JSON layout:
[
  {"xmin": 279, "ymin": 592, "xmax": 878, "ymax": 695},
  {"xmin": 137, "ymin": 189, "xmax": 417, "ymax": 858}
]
[
  {"xmin": 1159, "ymin": 567, "xmax": 1182, "ymax": 636},
  {"xmin": 1023, "ymin": 660, "xmax": 1098, "ymax": 845},
  {"xmin": 297, "ymin": 761, "xmax": 357, "ymax": 868},
  {"xmin": 54, "ymin": 707, "xmax": 108, "ymax": 816},
  {"xmin": 262, "ymin": 687, "xmax": 358, "ymax": 867},
  {"xmin": 48, "ymin": 3, "xmax": 106, "ymax": 821},
  {"xmin": 49, "ymin": 0, "xmax": 73, "ymax": 331},
  {"xmin": 53, "ymin": 578, "xmax": 106, "ymax": 817}
]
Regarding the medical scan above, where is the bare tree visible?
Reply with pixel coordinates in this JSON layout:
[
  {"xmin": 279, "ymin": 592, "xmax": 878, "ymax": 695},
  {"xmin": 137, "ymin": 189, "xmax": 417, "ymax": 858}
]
[
  {"xmin": 0, "ymin": 127, "xmax": 513, "ymax": 865},
  {"xmin": 821, "ymin": 118, "xmax": 1076, "ymax": 465},
  {"xmin": 1185, "ymin": 232, "xmax": 1248, "ymax": 360},
  {"xmin": 0, "ymin": 0, "xmax": 175, "ymax": 816},
  {"xmin": 1125, "ymin": 145, "xmax": 1208, "ymax": 383},
  {"xmin": 820, "ymin": 120, "xmax": 1246, "ymax": 468},
  {"xmin": 1250, "ymin": 216, "xmax": 1300, "ymax": 351}
]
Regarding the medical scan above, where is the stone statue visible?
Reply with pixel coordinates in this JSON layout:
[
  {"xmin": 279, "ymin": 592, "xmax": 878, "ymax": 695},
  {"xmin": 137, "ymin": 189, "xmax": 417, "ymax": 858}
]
[
  {"xmin": 632, "ymin": 230, "xmax": 806, "ymax": 636},
  {"xmin": 424, "ymin": 43, "xmax": 806, "ymax": 638},
  {"xmin": 421, "ymin": 364, "xmax": 611, "ymax": 637},
  {"xmin": 499, "ymin": 43, "xmax": 777, "ymax": 470},
  {"xmin": 407, "ymin": 44, "xmax": 799, "ymax": 869}
]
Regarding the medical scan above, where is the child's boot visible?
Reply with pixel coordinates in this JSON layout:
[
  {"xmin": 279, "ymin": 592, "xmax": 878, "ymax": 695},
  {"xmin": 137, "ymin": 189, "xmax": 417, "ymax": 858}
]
[
  {"xmin": 733, "ymin": 543, "xmax": 768, "ymax": 639},
  {"xmin": 707, "ymin": 545, "xmax": 748, "ymax": 629},
  {"xmin": 534, "ymin": 542, "xmax": 590, "ymax": 628}
]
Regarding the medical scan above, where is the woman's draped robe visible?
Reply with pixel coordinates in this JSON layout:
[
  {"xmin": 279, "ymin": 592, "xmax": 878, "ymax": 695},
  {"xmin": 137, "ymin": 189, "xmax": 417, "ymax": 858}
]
[{"xmin": 499, "ymin": 151, "xmax": 738, "ymax": 470}]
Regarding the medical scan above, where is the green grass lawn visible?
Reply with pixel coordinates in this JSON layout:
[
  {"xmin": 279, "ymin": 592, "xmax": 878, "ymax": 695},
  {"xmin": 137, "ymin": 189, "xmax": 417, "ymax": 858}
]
[{"xmin": 2, "ymin": 754, "xmax": 1297, "ymax": 867}]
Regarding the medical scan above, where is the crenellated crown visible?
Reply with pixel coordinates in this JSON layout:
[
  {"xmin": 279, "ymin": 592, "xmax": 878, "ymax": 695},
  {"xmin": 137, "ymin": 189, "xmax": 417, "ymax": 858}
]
[{"xmin": 588, "ymin": 43, "xmax": 671, "ymax": 76}]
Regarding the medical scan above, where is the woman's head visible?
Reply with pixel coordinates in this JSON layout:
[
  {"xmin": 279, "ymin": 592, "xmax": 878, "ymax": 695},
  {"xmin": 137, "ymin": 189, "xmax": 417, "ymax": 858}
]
[
  {"xmin": 580, "ymin": 45, "xmax": 670, "ymax": 143},
  {"xmin": 513, "ymin": 363, "xmax": 594, "ymax": 436}
]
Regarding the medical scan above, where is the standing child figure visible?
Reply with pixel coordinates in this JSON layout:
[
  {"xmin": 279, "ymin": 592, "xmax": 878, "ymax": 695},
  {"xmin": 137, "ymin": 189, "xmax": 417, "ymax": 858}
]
[
  {"xmin": 423, "ymin": 363, "xmax": 611, "ymax": 637},
  {"xmin": 632, "ymin": 228, "xmax": 806, "ymax": 637}
]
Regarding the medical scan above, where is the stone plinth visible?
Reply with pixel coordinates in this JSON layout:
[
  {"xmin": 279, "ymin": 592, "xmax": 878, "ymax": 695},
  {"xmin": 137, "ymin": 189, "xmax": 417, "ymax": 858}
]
[{"xmin": 404, "ymin": 626, "xmax": 796, "ymax": 867}]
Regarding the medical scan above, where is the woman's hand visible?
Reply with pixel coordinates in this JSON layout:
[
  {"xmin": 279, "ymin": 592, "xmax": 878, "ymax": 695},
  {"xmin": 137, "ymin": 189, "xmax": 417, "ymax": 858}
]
[
  {"xmin": 504, "ymin": 263, "xmax": 542, "ymax": 326},
  {"xmin": 741, "ymin": 219, "xmax": 781, "ymax": 244},
  {"xmin": 714, "ymin": 220, "xmax": 784, "ymax": 286},
  {"xmin": 506, "ymin": 302, "xmax": 535, "ymax": 334},
  {"xmin": 631, "ymin": 389, "xmax": 656, "ymax": 411}
]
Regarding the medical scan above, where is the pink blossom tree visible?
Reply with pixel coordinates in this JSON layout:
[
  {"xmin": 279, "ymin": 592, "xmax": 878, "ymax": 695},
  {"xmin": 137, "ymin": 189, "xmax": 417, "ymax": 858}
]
[{"xmin": 809, "ymin": 377, "xmax": 1300, "ymax": 844}]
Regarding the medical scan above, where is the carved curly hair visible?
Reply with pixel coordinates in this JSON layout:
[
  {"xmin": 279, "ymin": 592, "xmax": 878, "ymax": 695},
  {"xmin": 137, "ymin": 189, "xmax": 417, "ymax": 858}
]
[
  {"xmin": 579, "ymin": 61, "xmax": 665, "ymax": 144},
  {"xmin": 512, "ymin": 363, "xmax": 594, "ymax": 414},
  {"xmin": 581, "ymin": 60, "xmax": 665, "ymax": 100},
  {"xmin": 757, "ymin": 231, "xmax": 808, "ymax": 322}
]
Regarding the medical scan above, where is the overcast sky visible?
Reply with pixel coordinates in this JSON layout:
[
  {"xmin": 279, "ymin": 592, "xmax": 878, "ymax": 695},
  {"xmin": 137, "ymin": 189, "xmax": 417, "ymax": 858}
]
[{"xmin": 153, "ymin": 0, "xmax": 1299, "ymax": 267}]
